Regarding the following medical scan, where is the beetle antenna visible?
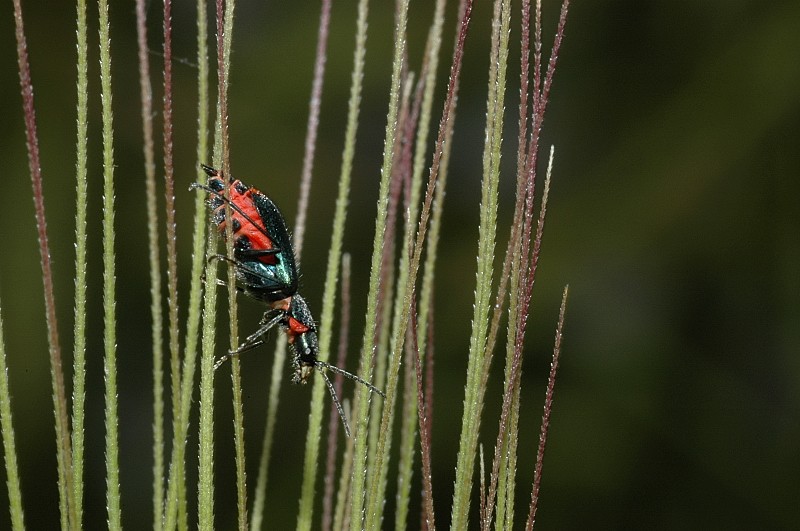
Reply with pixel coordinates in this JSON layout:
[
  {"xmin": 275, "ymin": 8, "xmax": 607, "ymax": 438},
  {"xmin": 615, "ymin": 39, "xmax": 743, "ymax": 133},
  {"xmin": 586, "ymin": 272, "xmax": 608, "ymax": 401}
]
[
  {"xmin": 319, "ymin": 369, "xmax": 351, "ymax": 438},
  {"xmin": 315, "ymin": 360, "xmax": 386, "ymax": 398}
]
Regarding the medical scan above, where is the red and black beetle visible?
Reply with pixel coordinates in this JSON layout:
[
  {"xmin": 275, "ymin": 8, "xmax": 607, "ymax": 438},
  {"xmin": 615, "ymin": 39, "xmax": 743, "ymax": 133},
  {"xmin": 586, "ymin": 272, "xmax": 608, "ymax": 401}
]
[{"xmin": 192, "ymin": 165, "xmax": 383, "ymax": 437}]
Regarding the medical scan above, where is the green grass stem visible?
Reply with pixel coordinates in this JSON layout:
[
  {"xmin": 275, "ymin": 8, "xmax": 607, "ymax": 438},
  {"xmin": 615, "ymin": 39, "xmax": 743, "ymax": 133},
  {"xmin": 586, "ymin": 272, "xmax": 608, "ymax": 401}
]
[
  {"xmin": 98, "ymin": 0, "xmax": 122, "ymax": 527},
  {"xmin": 393, "ymin": 3, "xmax": 447, "ymax": 527},
  {"xmin": 365, "ymin": 72, "xmax": 416, "ymax": 525},
  {"xmin": 450, "ymin": 0, "xmax": 511, "ymax": 527},
  {"xmin": 0, "ymin": 303, "xmax": 24, "ymax": 531},
  {"xmin": 251, "ymin": 1, "xmax": 332, "ymax": 526},
  {"xmin": 198, "ymin": 0, "xmax": 237, "ymax": 528},
  {"xmin": 248, "ymin": 336, "xmax": 287, "ymax": 530},
  {"xmin": 346, "ymin": 2, "xmax": 411, "ymax": 529},
  {"xmin": 295, "ymin": 0, "xmax": 371, "ymax": 529},
  {"xmin": 197, "ymin": 230, "xmax": 219, "ymax": 531},
  {"xmin": 70, "ymin": 0, "xmax": 90, "ymax": 527},
  {"xmin": 134, "ymin": 0, "xmax": 164, "ymax": 527},
  {"xmin": 366, "ymin": 2, "xmax": 473, "ymax": 528},
  {"xmin": 159, "ymin": 0, "xmax": 212, "ymax": 526}
]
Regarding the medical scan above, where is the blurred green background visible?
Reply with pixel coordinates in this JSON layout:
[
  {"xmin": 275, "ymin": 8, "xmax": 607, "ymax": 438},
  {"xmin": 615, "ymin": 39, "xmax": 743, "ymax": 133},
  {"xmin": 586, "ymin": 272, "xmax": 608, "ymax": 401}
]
[{"xmin": 1, "ymin": 1, "xmax": 798, "ymax": 529}]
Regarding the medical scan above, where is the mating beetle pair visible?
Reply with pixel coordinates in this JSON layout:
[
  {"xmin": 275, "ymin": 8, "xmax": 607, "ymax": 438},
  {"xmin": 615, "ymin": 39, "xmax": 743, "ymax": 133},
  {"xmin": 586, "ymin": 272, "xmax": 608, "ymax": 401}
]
[{"xmin": 192, "ymin": 165, "xmax": 383, "ymax": 437}]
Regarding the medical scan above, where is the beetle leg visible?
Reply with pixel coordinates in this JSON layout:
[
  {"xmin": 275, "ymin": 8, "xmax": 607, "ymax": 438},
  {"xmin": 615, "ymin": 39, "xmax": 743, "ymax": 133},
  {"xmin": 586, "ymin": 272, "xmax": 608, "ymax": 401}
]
[{"xmin": 213, "ymin": 309, "xmax": 286, "ymax": 371}]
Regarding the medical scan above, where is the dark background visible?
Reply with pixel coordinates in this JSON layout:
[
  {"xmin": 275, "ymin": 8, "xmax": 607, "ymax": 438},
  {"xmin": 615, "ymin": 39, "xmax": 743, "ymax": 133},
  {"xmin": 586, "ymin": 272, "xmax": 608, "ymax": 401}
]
[{"xmin": 1, "ymin": 1, "xmax": 798, "ymax": 529}]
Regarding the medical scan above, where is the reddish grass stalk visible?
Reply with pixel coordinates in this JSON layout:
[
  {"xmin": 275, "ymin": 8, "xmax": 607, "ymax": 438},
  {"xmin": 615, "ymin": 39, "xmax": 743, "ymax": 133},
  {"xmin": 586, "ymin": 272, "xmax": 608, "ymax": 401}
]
[
  {"xmin": 321, "ymin": 254, "xmax": 353, "ymax": 531},
  {"xmin": 160, "ymin": 1, "xmax": 188, "ymax": 526},
  {"xmin": 526, "ymin": 285, "xmax": 569, "ymax": 530},
  {"xmin": 292, "ymin": 0, "xmax": 332, "ymax": 258},
  {"xmin": 409, "ymin": 302, "xmax": 435, "ymax": 530},
  {"xmin": 162, "ymin": 0, "xmax": 182, "ymax": 432},
  {"xmin": 532, "ymin": 0, "xmax": 542, "ymax": 117},
  {"xmin": 481, "ymin": 326, "xmax": 526, "ymax": 530},
  {"xmin": 393, "ymin": 72, "xmax": 425, "ymax": 526},
  {"xmin": 480, "ymin": 0, "xmax": 534, "ymax": 390},
  {"xmin": 420, "ymin": 304, "xmax": 435, "ymax": 531},
  {"xmin": 382, "ymin": 2, "xmax": 474, "ymax": 525},
  {"xmin": 482, "ymin": 2, "xmax": 570, "ymax": 525},
  {"xmin": 521, "ymin": 2, "xmax": 569, "ymax": 305},
  {"xmin": 400, "ymin": 73, "xmax": 424, "ymax": 221},
  {"xmin": 364, "ymin": 3, "xmax": 472, "ymax": 524},
  {"xmin": 12, "ymin": 2, "xmax": 76, "ymax": 529},
  {"xmin": 483, "ymin": 143, "xmax": 557, "ymax": 529},
  {"xmin": 393, "ymin": 75, "xmax": 424, "ymax": 525},
  {"xmin": 215, "ymin": 0, "xmax": 232, "ymax": 173}
]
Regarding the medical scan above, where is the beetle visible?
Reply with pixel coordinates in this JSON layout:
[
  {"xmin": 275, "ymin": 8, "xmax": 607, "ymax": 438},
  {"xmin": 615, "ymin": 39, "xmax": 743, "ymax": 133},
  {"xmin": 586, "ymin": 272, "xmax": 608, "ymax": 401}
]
[{"xmin": 192, "ymin": 165, "xmax": 383, "ymax": 437}]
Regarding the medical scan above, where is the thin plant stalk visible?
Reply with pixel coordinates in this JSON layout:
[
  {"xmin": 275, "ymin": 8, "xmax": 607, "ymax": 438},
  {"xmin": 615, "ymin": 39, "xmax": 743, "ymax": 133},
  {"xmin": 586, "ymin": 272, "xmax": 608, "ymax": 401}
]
[
  {"xmin": 225, "ymin": 103, "xmax": 248, "ymax": 531},
  {"xmin": 0, "ymin": 303, "xmax": 25, "ymax": 531},
  {"xmin": 394, "ymin": 1, "xmax": 451, "ymax": 526},
  {"xmin": 163, "ymin": 183, "xmax": 218, "ymax": 531},
  {"xmin": 212, "ymin": 10, "xmax": 245, "ymax": 530},
  {"xmin": 419, "ymin": 0, "xmax": 467, "ymax": 375},
  {"xmin": 420, "ymin": 306, "xmax": 437, "ymax": 531},
  {"xmin": 292, "ymin": 0, "xmax": 332, "ymax": 257},
  {"xmin": 250, "ymin": 2, "xmax": 331, "ymax": 526},
  {"xmin": 347, "ymin": 1, "xmax": 412, "ymax": 528},
  {"xmin": 71, "ymin": 0, "xmax": 90, "ymax": 526},
  {"xmin": 135, "ymin": 0, "xmax": 164, "ymax": 528},
  {"xmin": 486, "ymin": 142, "xmax": 557, "ymax": 528},
  {"xmin": 159, "ymin": 0, "xmax": 192, "ymax": 527},
  {"xmin": 416, "ymin": 0, "xmax": 465, "ymax": 389},
  {"xmin": 197, "ymin": 0, "xmax": 236, "ymax": 526},
  {"xmin": 12, "ymin": 1, "xmax": 76, "ymax": 527},
  {"xmin": 415, "ymin": 15, "xmax": 465, "ymax": 520},
  {"xmin": 321, "ymin": 254, "xmax": 353, "ymax": 531},
  {"xmin": 481, "ymin": 0, "xmax": 535, "ymax": 387},
  {"xmin": 409, "ymin": 302, "xmax": 435, "ymax": 530},
  {"xmin": 98, "ymin": 0, "xmax": 122, "ymax": 527},
  {"xmin": 365, "ymin": 67, "xmax": 412, "ymax": 484},
  {"xmin": 228, "ymin": 234, "xmax": 247, "ymax": 531},
  {"xmin": 197, "ymin": 230, "xmax": 219, "ymax": 531},
  {"xmin": 295, "ymin": 0, "xmax": 371, "ymax": 528},
  {"xmin": 481, "ymin": 1, "xmax": 536, "ymax": 526},
  {"xmin": 526, "ymin": 285, "xmax": 569, "ymax": 530},
  {"xmin": 450, "ymin": 0, "xmax": 510, "ymax": 526},
  {"xmin": 479, "ymin": 444, "xmax": 487, "ymax": 525},
  {"xmin": 332, "ymin": 413, "xmax": 358, "ymax": 531},
  {"xmin": 159, "ymin": 0, "xmax": 211, "ymax": 525},
  {"xmin": 190, "ymin": 0, "xmax": 210, "ymax": 398},
  {"xmin": 162, "ymin": 0, "xmax": 181, "ymax": 461},
  {"xmin": 218, "ymin": 3, "xmax": 247, "ymax": 523},
  {"xmin": 365, "ymin": 3, "xmax": 472, "ymax": 527},
  {"xmin": 366, "ymin": 70, "xmax": 416, "ymax": 522},
  {"xmin": 248, "ymin": 334, "xmax": 286, "ymax": 531},
  {"xmin": 493, "ymin": 287, "xmax": 522, "ymax": 530}
]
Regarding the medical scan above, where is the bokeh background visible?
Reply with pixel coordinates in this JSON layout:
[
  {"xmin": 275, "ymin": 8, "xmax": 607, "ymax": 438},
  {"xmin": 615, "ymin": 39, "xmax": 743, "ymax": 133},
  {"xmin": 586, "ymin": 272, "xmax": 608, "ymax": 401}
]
[{"xmin": 1, "ymin": 1, "xmax": 798, "ymax": 528}]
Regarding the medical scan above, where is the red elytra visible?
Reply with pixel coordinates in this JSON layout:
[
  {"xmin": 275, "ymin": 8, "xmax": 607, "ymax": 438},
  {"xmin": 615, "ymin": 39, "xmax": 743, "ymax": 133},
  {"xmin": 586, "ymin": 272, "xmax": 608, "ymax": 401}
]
[{"xmin": 212, "ymin": 180, "xmax": 278, "ymax": 265}]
